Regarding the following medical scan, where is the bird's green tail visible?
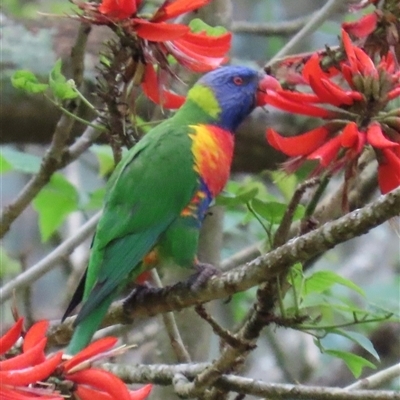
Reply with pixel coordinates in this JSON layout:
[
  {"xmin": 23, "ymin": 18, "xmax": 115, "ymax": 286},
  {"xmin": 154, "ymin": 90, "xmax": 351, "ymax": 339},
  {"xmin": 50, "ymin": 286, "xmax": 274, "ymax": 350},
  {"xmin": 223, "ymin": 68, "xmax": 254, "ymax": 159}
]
[{"xmin": 66, "ymin": 296, "xmax": 113, "ymax": 355}]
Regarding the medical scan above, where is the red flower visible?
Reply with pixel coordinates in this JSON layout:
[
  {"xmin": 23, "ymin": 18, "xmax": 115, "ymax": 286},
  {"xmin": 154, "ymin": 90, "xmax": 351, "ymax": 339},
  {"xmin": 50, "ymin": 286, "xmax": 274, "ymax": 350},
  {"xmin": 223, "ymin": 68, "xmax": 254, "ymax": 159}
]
[
  {"xmin": 0, "ymin": 319, "xmax": 64, "ymax": 399},
  {"xmin": 0, "ymin": 318, "xmax": 152, "ymax": 400},
  {"xmin": 342, "ymin": 12, "xmax": 378, "ymax": 38},
  {"xmin": 263, "ymin": 30, "xmax": 400, "ymax": 194},
  {"xmin": 63, "ymin": 337, "xmax": 152, "ymax": 400},
  {"xmin": 99, "ymin": 0, "xmax": 141, "ymax": 20},
  {"xmin": 75, "ymin": 0, "xmax": 232, "ymax": 109}
]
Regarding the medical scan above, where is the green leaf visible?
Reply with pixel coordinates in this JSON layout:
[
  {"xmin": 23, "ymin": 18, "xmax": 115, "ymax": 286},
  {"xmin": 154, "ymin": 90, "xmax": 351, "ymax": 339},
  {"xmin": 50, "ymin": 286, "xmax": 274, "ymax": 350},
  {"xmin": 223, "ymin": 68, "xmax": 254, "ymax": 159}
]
[
  {"xmin": 217, "ymin": 182, "xmax": 259, "ymax": 206},
  {"xmin": 0, "ymin": 147, "xmax": 41, "ymax": 174},
  {"xmin": 11, "ymin": 70, "xmax": 48, "ymax": 93},
  {"xmin": 0, "ymin": 247, "xmax": 21, "ymax": 278},
  {"xmin": 90, "ymin": 144, "xmax": 116, "ymax": 177},
  {"xmin": 325, "ymin": 350, "xmax": 376, "ymax": 378},
  {"xmin": 328, "ymin": 329, "xmax": 380, "ymax": 361},
  {"xmin": 32, "ymin": 173, "xmax": 79, "ymax": 241},
  {"xmin": 304, "ymin": 270, "xmax": 365, "ymax": 297},
  {"xmin": 189, "ymin": 18, "xmax": 228, "ymax": 36},
  {"xmin": 49, "ymin": 59, "xmax": 78, "ymax": 100},
  {"xmin": 82, "ymin": 187, "xmax": 106, "ymax": 210},
  {"xmin": 251, "ymin": 199, "xmax": 304, "ymax": 225},
  {"xmin": 269, "ymin": 170, "xmax": 299, "ymax": 201}
]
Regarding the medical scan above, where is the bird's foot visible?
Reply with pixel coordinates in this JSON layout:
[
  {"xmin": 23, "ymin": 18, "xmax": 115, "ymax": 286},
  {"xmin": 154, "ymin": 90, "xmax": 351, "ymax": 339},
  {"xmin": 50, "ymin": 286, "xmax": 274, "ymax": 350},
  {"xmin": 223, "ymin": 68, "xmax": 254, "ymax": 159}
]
[{"xmin": 187, "ymin": 263, "xmax": 220, "ymax": 290}]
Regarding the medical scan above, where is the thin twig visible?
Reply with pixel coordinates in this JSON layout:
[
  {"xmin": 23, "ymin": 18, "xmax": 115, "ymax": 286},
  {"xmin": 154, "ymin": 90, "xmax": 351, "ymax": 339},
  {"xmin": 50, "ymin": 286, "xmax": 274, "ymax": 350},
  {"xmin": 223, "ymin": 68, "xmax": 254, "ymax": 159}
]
[
  {"xmin": 0, "ymin": 212, "xmax": 101, "ymax": 304},
  {"xmin": 345, "ymin": 362, "xmax": 400, "ymax": 390},
  {"xmin": 150, "ymin": 269, "xmax": 191, "ymax": 363},
  {"xmin": 0, "ymin": 24, "xmax": 92, "ymax": 238},
  {"xmin": 267, "ymin": 0, "xmax": 348, "ymax": 65},
  {"xmin": 232, "ymin": 13, "xmax": 312, "ymax": 36}
]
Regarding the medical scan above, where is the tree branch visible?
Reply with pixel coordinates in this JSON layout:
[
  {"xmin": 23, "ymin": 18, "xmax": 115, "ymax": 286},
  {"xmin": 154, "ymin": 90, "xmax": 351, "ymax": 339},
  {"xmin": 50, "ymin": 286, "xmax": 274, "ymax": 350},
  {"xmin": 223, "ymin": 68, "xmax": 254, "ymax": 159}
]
[
  {"xmin": 232, "ymin": 13, "xmax": 311, "ymax": 36},
  {"xmin": 46, "ymin": 187, "xmax": 400, "ymax": 346},
  {"xmin": 345, "ymin": 362, "xmax": 400, "ymax": 391},
  {"xmin": 0, "ymin": 24, "xmax": 94, "ymax": 238},
  {"xmin": 0, "ymin": 211, "xmax": 100, "ymax": 304},
  {"xmin": 267, "ymin": 0, "xmax": 348, "ymax": 65},
  {"xmin": 150, "ymin": 269, "xmax": 192, "ymax": 363},
  {"xmin": 101, "ymin": 362, "xmax": 400, "ymax": 400}
]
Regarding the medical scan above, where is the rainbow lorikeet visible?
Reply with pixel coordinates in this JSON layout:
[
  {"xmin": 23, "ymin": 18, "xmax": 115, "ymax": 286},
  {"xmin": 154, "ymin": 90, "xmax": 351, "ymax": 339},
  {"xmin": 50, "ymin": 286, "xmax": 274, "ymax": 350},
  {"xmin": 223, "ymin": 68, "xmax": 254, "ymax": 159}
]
[{"xmin": 63, "ymin": 66, "xmax": 279, "ymax": 355}]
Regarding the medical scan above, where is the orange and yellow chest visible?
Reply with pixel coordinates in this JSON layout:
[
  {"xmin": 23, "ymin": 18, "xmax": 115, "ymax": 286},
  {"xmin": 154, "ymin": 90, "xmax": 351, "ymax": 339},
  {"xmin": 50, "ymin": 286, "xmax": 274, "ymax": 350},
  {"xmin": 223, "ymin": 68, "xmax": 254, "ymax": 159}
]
[{"xmin": 189, "ymin": 124, "xmax": 235, "ymax": 198}]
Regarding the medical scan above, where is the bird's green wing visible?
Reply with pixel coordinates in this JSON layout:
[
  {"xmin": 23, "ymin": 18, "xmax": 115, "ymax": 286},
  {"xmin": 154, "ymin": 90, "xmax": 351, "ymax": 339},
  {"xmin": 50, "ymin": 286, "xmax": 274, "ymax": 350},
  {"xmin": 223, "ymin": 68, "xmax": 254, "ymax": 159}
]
[{"xmin": 77, "ymin": 122, "xmax": 198, "ymax": 323}]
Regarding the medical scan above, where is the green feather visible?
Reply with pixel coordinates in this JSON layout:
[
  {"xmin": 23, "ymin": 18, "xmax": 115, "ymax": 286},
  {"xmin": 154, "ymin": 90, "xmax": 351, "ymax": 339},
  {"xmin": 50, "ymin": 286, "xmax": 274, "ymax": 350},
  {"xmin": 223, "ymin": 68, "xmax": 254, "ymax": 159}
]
[
  {"xmin": 65, "ymin": 73, "xmax": 243, "ymax": 354},
  {"xmin": 66, "ymin": 108, "xmax": 212, "ymax": 354}
]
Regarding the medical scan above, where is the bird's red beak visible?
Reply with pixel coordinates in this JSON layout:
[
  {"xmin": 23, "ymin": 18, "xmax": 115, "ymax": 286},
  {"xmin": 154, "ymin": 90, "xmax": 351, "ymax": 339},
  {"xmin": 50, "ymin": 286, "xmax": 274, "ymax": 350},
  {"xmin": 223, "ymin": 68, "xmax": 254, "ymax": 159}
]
[{"xmin": 256, "ymin": 74, "xmax": 281, "ymax": 106}]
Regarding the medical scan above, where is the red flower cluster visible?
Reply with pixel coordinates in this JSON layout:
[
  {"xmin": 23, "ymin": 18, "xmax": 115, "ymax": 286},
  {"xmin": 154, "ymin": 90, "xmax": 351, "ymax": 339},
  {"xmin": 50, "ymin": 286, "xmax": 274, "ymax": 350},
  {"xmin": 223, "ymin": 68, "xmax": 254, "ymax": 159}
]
[
  {"xmin": 262, "ymin": 30, "xmax": 400, "ymax": 194},
  {"xmin": 0, "ymin": 318, "xmax": 152, "ymax": 400},
  {"xmin": 342, "ymin": 0, "xmax": 400, "ymax": 55},
  {"xmin": 77, "ymin": 0, "xmax": 232, "ymax": 108}
]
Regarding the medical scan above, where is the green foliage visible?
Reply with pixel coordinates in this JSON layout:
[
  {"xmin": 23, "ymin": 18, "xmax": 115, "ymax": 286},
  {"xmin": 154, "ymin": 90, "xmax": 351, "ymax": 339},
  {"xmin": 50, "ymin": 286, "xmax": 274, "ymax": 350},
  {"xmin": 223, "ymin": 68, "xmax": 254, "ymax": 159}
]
[
  {"xmin": 90, "ymin": 145, "xmax": 116, "ymax": 177},
  {"xmin": 189, "ymin": 18, "xmax": 228, "ymax": 36},
  {"xmin": 11, "ymin": 60, "xmax": 78, "ymax": 101},
  {"xmin": 323, "ymin": 350, "xmax": 376, "ymax": 378},
  {"xmin": 82, "ymin": 188, "xmax": 106, "ymax": 211},
  {"xmin": 11, "ymin": 70, "xmax": 48, "ymax": 93},
  {"xmin": 282, "ymin": 264, "xmax": 393, "ymax": 377},
  {"xmin": 251, "ymin": 198, "xmax": 304, "ymax": 225},
  {"xmin": 303, "ymin": 270, "xmax": 365, "ymax": 297},
  {"xmin": 49, "ymin": 59, "xmax": 78, "ymax": 101},
  {"xmin": 0, "ymin": 247, "xmax": 21, "ymax": 278},
  {"xmin": 32, "ymin": 173, "xmax": 79, "ymax": 242},
  {"xmin": 0, "ymin": 147, "xmax": 41, "ymax": 174}
]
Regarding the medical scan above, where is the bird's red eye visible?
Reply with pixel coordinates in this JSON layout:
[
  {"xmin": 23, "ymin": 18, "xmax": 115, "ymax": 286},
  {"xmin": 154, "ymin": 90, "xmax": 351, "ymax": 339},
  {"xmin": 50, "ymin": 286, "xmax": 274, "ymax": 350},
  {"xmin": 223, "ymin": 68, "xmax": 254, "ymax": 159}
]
[{"xmin": 233, "ymin": 76, "xmax": 244, "ymax": 85}]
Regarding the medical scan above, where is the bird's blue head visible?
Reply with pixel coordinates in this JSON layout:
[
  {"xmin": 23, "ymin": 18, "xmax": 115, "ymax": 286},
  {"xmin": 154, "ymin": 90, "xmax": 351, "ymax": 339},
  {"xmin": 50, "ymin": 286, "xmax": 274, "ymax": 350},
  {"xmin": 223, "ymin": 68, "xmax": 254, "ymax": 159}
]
[{"xmin": 186, "ymin": 66, "xmax": 280, "ymax": 131}]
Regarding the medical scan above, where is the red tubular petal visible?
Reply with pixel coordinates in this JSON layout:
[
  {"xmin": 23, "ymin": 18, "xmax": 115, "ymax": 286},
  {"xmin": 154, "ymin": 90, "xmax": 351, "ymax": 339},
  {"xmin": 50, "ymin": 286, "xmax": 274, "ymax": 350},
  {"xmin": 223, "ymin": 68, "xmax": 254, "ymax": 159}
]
[
  {"xmin": 74, "ymin": 385, "xmax": 113, "ymax": 400},
  {"xmin": 378, "ymin": 148, "xmax": 400, "ymax": 193},
  {"xmin": 67, "ymin": 368, "xmax": 131, "ymax": 400},
  {"xmin": 141, "ymin": 64, "xmax": 186, "ymax": 109},
  {"xmin": 341, "ymin": 29, "xmax": 358, "ymax": 74},
  {"xmin": 276, "ymin": 90, "xmax": 320, "ymax": 103},
  {"xmin": 266, "ymin": 126, "xmax": 330, "ymax": 157},
  {"xmin": 302, "ymin": 53, "xmax": 325, "ymax": 84},
  {"xmin": 63, "ymin": 337, "xmax": 118, "ymax": 373},
  {"xmin": 342, "ymin": 12, "xmax": 378, "ymax": 38},
  {"xmin": 263, "ymin": 91, "xmax": 334, "ymax": 118},
  {"xmin": 367, "ymin": 122, "xmax": 399, "ymax": 149},
  {"xmin": 23, "ymin": 320, "xmax": 49, "ymax": 353},
  {"xmin": 175, "ymin": 31, "xmax": 232, "ymax": 57},
  {"xmin": 321, "ymin": 78, "xmax": 357, "ymax": 106},
  {"xmin": 134, "ymin": 20, "xmax": 189, "ymax": 41},
  {"xmin": 353, "ymin": 46, "xmax": 377, "ymax": 76},
  {"xmin": 129, "ymin": 384, "xmax": 153, "ymax": 400},
  {"xmin": 152, "ymin": 0, "xmax": 211, "ymax": 22},
  {"xmin": 307, "ymin": 135, "xmax": 342, "ymax": 167},
  {"xmin": 0, "ymin": 352, "xmax": 63, "ymax": 386},
  {"xmin": 340, "ymin": 63, "xmax": 356, "ymax": 88},
  {"xmin": 0, "ymin": 337, "xmax": 47, "ymax": 371},
  {"xmin": 340, "ymin": 122, "xmax": 361, "ymax": 148},
  {"xmin": 168, "ymin": 40, "xmax": 227, "ymax": 72},
  {"xmin": 387, "ymin": 87, "xmax": 400, "ymax": 100},
  {"xmin": 0, "ymin": 318, "xmax": 23, "ymax": 355},
  {"xmin": 98, "ymin": 0, "xmax": 137, "ymax": 20}
]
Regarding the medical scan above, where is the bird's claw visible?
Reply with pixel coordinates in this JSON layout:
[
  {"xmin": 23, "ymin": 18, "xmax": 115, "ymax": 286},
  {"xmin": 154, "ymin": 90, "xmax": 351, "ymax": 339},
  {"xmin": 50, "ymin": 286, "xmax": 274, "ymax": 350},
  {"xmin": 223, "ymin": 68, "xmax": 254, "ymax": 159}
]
[{"xmin": 187, "ymin": 263, "xmax": 220, "ymax": 290}]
